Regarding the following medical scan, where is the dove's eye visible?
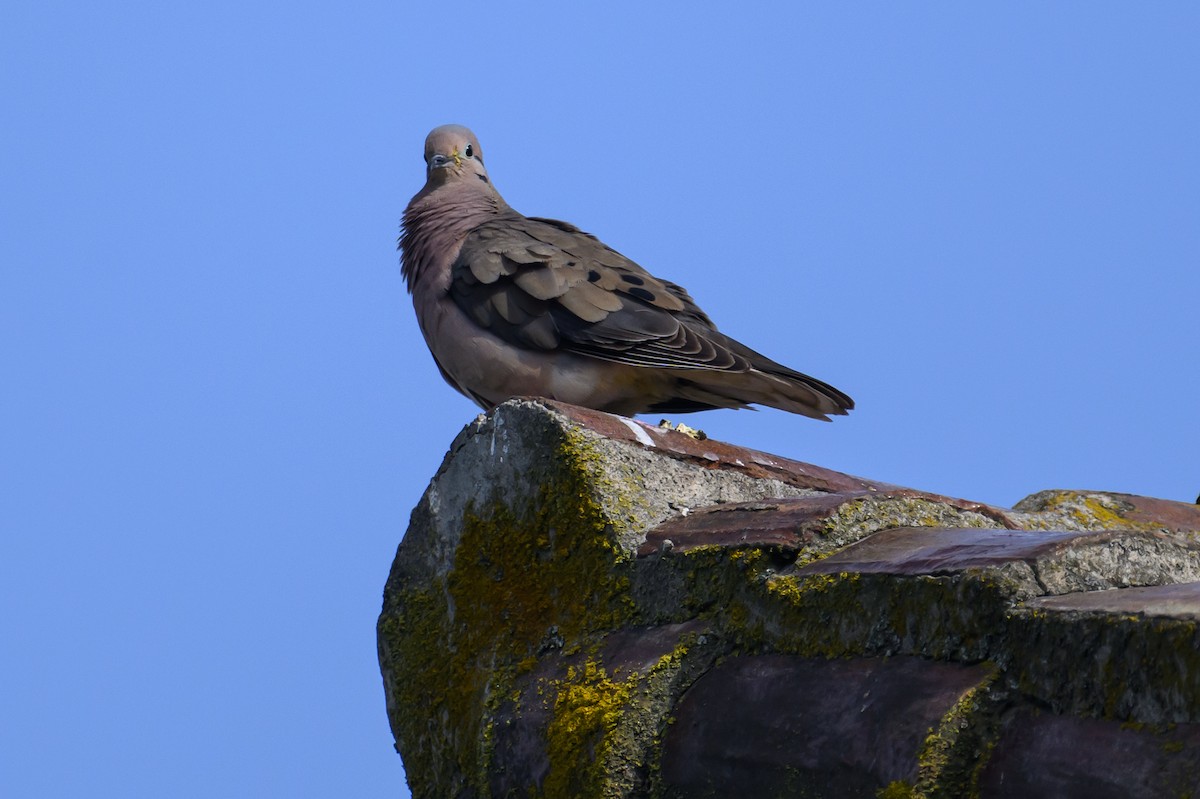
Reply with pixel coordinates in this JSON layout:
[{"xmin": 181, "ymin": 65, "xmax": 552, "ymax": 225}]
[{"xmin": 464, "ymin": 144, "xmax": 474, "ymax": 158}]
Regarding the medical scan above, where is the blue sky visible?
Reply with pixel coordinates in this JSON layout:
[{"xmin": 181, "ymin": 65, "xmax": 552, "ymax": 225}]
[{"xmin": 3, "ymin": 3, "xmax": 1198, "ymax": 797}]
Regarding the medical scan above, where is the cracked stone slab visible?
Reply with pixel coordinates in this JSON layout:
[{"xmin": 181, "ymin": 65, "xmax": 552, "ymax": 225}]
[
  {"xmin": 637, "ymin": 491, "xmax": 1013, "ymax": 558},
  {"xmin": 795, "ymin": 526, "xmax": 1200, "ymax": 597},
  {"xmin": 1025, "ymin": 581, "xmax": 1200, "ymax": 618}
]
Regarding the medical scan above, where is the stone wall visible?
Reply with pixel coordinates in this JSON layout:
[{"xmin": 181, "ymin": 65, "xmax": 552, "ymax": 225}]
[{"xmin": 378, "ymin": 399, "xmax": 1200, "ymax": 798}]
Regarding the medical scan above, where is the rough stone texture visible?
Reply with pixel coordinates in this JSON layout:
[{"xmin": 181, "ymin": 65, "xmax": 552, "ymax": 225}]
[
  {"xmin": 660, "ymin": 655, "xmax": 994, "ymax": 798},
  {"xmin": 978, "ymin": 708, "xmax": 1200, "ymax": 798},
  {"xmin": 797, "ymin": 526, "xmax": 1200, "ymax": 597},
  {"xmin": 379, "ymin": 399, "xmax": 1200, "ymax": 798}
]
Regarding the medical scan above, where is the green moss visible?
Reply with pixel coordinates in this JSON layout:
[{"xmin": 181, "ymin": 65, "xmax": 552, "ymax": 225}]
[
  {"xmin": 642, "ymin": 545, "xmax": 971, "ymax": 663},
  {"xmin": 729, "ymin": 570, "xmax": 1012, "ymax": 663},
  {"xmin": 1090, "ymin": 620, "xmax": 1195, "ymax": 720},
  {"xmin": 377, "ymin": 424, "xmax": 638, "ymax": 797},
  {"xmin": 1008, "ymin": 610, "xmax": 1200, "ymax": 722}
]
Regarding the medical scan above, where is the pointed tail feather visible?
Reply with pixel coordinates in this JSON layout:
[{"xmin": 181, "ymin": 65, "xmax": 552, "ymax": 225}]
[{"xmin": 662, "ymin": 368, "xmax": 851, "ymax": 421}]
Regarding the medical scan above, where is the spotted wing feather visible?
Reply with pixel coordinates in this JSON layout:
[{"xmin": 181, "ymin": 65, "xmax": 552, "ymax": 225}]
[{"xmin": 450, "ymin": 215, "xmax": 747, "ymax": 371}]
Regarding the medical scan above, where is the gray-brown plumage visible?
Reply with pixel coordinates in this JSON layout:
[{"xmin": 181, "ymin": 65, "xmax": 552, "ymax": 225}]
[{"xmin": 400, "ymin": 124, "xmax": 854, "ymax": 420}]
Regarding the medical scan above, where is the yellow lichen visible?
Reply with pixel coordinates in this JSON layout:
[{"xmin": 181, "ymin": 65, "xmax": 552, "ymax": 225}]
[
  {"xmin": 911, "ymin": 668, "xmax": 998, "ymax": 798},
  {"xmin": 878, "ymin": 781, "xmax": 918, "ymax": 799},
  {"xmin": 1021, "ymin": 491, "xmax": 1160, "ymax": 533},
  {"xmin": 544, "ymin": 660, "xmax": 633, "ymax": 798}
]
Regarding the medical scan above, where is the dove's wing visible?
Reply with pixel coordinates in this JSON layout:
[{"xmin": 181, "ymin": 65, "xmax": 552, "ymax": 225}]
[
  {"xmin": 448, "ymin": 214, "xmax": 853, "ymax": 416},
  {"xmin": 450, "ymin": 215, "xmax": 753, "ymax": 369}
]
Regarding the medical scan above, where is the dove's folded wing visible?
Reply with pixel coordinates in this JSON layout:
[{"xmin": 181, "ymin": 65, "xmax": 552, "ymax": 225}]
[{"xmin": 450, "ymin": 216, "xmax": 752, "ymax": 372}]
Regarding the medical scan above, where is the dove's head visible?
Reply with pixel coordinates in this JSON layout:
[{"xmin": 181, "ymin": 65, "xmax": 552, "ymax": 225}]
[{"xmin": 422, "ymin": 124, "xmax": 490, "ymax": 187}]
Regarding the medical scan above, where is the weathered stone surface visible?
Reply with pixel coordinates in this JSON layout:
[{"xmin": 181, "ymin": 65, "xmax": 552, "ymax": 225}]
[
  {"xmin": 542, "ymin": 400, "xmax": 895, "ymax": 497},
  {"xmin": 487, "ymin": 622, "xmax": 720, "ymax": 798},
  {"xmin": 638, "ymin": 492, "xmax": 1010, "ymax": 558},
  {"xmin": 1009, "ymin": 584, "xmax": 1200, "ymax": 723},
  {"xmin": 379, "ymin": 399, "xmax": 881, "ymax": 798},
  {"xmin": 797, "ymin": 525, "xmax": 1200, "ymax": 597},
  {"xmin": 380, "ymin": 399, "xmax": 1200, "ymax": 798},
  {"xmin": 1010, "ymin": 488, "xmax": 1200, "ymax": 535},
  {"xmin": 1028, "ymin": 580, "xmax": 1200, "ymax": 617},
  {"xmin": 660, "ymin": 655, "xmax": 993, "ymax": 798},
  {"xmin": 978, "ymin": 707, "xmax": 1200, "ymax": 798}
]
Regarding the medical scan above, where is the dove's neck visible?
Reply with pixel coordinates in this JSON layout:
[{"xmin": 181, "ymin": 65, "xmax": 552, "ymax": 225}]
[{"xmin": 401, "ymin": 181, "xmax": 513, "ymax": 294}]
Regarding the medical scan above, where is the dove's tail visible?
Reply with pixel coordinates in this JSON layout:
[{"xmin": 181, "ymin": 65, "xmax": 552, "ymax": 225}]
[
  {"xmin": 651, "ymin": 366, "xmax": 852, "ymax": 421},
  {"xmin": 642, "ymin": 331, "xmax": 854, "ymax": 420}
]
